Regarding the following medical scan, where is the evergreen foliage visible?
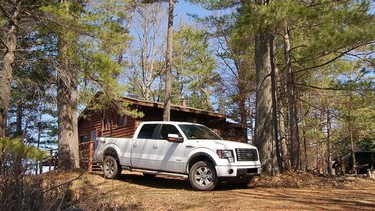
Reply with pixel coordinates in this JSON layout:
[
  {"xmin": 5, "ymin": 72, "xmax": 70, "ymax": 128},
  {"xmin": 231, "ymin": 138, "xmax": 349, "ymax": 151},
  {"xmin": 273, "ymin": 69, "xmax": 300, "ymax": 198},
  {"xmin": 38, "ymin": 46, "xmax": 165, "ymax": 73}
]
[{"xmin": 173, "ymin": 23, "xmax": 218, "ymax": 110}]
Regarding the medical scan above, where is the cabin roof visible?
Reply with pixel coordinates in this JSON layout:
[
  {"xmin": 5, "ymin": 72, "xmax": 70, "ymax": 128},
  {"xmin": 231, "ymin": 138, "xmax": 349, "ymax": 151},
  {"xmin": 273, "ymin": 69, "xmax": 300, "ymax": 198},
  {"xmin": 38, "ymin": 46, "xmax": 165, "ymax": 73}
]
[{"xmin": 79, "ymin": 92, "xmax": 225, "ymax": 120}]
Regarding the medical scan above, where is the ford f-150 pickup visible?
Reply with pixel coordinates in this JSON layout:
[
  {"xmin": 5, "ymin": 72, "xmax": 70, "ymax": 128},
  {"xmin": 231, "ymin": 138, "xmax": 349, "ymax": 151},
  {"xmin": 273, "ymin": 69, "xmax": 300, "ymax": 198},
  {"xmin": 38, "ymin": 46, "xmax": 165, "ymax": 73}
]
[{"xmin": 94, "ymin": 121, "xmax": 261, "ymax": 191}]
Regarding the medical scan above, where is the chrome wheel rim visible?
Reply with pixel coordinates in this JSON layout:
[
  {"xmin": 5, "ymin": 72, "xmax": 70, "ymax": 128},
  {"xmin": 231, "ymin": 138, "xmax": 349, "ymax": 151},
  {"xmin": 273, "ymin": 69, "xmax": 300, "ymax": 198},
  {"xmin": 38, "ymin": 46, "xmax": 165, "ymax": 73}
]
[
  {"xmin": 194, "ymin": 166, "xmax": 213, "ymax": 187},
  {"xmin": 105, "ymin": 158, "xmax": 115, "ymax": 177}
]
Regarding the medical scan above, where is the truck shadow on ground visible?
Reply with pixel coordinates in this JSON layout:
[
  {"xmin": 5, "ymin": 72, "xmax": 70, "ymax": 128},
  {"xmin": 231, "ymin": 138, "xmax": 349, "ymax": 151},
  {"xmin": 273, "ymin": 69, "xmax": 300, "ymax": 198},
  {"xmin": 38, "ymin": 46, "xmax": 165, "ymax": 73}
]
[
  {"xmin": 118, "ymin": 174, "xmax": 191, "ymax": 190},
  {"xmin": 114, "ymin": 173, "xmax": 253, "ymax": 191}
]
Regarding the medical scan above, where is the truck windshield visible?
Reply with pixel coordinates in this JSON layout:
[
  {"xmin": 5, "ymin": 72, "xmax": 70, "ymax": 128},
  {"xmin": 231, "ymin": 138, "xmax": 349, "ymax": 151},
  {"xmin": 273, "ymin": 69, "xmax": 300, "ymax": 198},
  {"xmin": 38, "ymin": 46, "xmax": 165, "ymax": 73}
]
[{"xmin": 179, "ymin": 124, "xmax": 223, "ymax": 140}]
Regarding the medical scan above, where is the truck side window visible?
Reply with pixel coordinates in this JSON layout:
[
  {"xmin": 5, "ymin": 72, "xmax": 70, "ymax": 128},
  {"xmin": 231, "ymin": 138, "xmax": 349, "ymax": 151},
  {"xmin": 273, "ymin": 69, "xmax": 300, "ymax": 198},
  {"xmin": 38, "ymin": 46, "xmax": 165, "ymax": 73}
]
[
  {"xmin": 137, "ymin": 124, "xmax": 158, "ymax": 139},
  {"xmin": 158, "ymin": 125, "xmax": 180, "ymax": 140}
]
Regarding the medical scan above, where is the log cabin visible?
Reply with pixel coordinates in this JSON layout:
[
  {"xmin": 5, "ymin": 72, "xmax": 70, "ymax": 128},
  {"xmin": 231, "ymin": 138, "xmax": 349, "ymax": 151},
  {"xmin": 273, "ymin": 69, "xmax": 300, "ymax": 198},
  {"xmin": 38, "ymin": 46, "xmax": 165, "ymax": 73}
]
[{"xmin": 78, "ymin": 92, "xmax": 247, "ymax": 171}]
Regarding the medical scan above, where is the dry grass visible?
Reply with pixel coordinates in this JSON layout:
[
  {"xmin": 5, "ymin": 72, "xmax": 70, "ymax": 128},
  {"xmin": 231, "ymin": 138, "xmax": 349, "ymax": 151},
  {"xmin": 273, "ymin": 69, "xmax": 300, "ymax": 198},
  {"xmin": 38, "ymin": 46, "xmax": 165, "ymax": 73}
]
[{"xmin": 39, "ymin": 170, "xmax": 375, "ymax": 210}]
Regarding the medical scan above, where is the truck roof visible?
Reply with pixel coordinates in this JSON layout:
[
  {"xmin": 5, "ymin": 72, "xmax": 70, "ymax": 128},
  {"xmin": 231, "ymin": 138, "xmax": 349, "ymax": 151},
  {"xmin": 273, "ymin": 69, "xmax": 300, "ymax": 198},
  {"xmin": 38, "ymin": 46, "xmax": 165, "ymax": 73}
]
[{"xmin": 141, "ymin": 121, "xmax": 203, "ymax": 126}]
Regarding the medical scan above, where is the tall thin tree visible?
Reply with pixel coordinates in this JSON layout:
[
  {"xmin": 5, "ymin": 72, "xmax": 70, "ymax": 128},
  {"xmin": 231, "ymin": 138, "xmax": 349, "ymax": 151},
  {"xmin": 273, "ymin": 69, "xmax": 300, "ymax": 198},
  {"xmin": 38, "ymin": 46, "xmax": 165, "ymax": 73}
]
[
  {"xmin": 163, "ymin": 0, "xmax": 174, "ymax": 121},
  {"xmin": 56, "ymin": 0, "xmax": 80, "ymax": 169}
]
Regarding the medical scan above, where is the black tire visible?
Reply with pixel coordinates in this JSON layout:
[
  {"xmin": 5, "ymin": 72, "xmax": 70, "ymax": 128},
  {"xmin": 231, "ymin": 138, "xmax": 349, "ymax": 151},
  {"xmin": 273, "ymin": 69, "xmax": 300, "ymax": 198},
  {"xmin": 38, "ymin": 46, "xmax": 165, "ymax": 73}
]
[
  {"xmin": 189, "ymin": 161, "xmax": 218, "ymax": 191},
  {"xmin": 103, "ymin": 155, "xmax": 121, "ymax": 179}
]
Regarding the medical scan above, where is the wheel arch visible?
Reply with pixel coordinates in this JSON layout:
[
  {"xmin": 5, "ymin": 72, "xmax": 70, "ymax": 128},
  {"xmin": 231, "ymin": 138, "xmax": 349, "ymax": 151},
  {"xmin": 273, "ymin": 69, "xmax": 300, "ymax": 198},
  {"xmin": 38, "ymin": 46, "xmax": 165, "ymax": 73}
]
[
  {"xmin": 186, "ymin": 152, "xmax": 217, "ymax": 173},
  {"xmin": 103, "ymin": 147, "xmax": 119, "ymax": 162}
]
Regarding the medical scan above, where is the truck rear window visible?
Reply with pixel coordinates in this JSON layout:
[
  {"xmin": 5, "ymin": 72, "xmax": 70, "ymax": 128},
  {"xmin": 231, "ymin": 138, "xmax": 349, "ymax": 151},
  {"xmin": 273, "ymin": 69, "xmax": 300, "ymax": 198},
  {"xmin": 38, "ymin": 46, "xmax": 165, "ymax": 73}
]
[{"xmin": 137, "ymin": 124, "xmax": 158, "ymax": 139}]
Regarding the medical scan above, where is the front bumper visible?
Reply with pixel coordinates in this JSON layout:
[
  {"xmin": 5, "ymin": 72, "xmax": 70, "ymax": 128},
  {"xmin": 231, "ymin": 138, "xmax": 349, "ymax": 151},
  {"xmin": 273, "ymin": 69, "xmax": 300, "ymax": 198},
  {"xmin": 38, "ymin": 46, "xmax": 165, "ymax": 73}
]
[{"xmin": 215, "ymin": 165, "xmax": 262, "ymax": 177}]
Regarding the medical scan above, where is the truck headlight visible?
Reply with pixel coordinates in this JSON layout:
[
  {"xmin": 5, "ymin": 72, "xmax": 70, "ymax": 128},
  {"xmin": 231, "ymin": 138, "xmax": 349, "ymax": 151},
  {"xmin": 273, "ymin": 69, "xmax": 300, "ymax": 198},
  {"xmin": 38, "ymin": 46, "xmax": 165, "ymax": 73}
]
[{"xmin": 216, "ymin": 149, "xmax": 234, "ymax": 163}]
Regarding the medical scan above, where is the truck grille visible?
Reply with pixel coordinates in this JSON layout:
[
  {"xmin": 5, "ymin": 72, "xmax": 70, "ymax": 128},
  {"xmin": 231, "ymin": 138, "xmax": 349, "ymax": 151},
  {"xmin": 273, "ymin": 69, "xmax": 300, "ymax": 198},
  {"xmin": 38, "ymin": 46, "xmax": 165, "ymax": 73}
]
[{"xmin": 235, "ymin": 148, "xmax": 258, "ymax": 161}]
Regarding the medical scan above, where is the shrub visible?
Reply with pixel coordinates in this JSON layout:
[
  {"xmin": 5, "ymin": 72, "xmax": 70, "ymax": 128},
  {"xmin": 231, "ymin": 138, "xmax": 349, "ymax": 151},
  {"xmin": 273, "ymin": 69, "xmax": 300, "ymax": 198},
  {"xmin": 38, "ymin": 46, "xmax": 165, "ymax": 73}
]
[{"xmin": 0, "ymin": 137, "xmax": 46, "ymax": 210}]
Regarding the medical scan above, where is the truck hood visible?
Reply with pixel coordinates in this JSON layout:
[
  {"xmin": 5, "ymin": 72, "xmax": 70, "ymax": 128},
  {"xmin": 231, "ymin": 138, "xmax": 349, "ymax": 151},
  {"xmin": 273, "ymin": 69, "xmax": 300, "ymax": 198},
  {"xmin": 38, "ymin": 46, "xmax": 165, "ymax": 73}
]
[{"xmin": 192, "ymin": 139, "xmax": 256, "ymax": 150}]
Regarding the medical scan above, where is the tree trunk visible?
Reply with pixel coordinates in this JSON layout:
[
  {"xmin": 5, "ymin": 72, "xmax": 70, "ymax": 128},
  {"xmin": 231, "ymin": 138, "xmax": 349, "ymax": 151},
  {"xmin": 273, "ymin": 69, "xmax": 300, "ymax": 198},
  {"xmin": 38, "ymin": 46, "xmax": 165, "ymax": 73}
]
[
  {"xmin": 239, "ymin": 96, "xmax": 247, "ymax": 142},
  {"xmin": 254, "ymin": 30, "xmax": 275, "ymax": 173},
  {"xmin": 279, "ymin": 104, "xmax": 290, "ymax": 170},
  {"xmin": 301, "ymin": 114, "xmax": 308, "ymax": 171},
  {"xmin": 57, "ymin": 37, "xmax": 80, "ymax": 169},
  {"xmin": 284, "ymin": 25, "xmax": 300, "ymax": 169},
  {"xmin": 56, "ymin": 0, "xmax": 80, "ymax": 169},
  {"xmin": 248, "ymin": 98, "xmax": 255, "ymax": 143},
  {"xmin": 16, "ymin": 101, "xmax": 23, "ymax": 137},
  {"xmin": 163, "ymin": 0, "xmax": 174, "ymax": 121},
  {"xmin": 238, "ymin": 74, "xmax": 248, "ymax": 142},
  {"xmin": 275, "ymin": 59, "xmax": 290, "ymax": 170},
  {"xmin": 348, "ymin": 93, "xmax": 356, "ymax": 173},
  {"xmin": 270, "ymin": 36, "xmax": 282, "ymax": 173},
  {"xmin": 326, "ymin": 109, "xmax": 333, "ymax": 175},
  {"xmin": 0, "ymin": 0, "xmax": 21, "ymax": 137}
]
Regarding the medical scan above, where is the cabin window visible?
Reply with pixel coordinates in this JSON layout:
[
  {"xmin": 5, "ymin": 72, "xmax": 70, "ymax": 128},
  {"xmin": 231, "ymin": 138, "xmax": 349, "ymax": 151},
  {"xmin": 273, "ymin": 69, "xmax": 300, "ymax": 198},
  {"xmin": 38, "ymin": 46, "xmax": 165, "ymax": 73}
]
[
  {"xmin": 91, "ymin": 130, "xmax": 97, "ymax": 149},
  {"xmin": 90, "ymin": 130, "xmax": 96, "ymax": 141},
  {"xmin": 79, "ymin": 135, "xmax": 87, "ymax": 143},
  {"xmin": 118, "ymin": 115, "xmax": 128, "ymax": 127},
  {"xmin": 229, "ymin": 129, "xmax": 236, "ymax": 136},
  {"xmin": 104, "ymin": 118, "xmax": 111, "ymax": 130}
]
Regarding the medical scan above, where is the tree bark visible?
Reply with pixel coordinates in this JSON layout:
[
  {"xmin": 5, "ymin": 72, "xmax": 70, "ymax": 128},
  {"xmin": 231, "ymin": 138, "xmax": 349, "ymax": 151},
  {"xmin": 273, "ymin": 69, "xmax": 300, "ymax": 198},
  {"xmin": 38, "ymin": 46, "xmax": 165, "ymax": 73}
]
[
  {"xmin": 348, "ymin": 93, "xmax": 356, "ymax": 173},
  {"xmin": 270, "ymin": 36, "xmax": 282, "ymax": 173},
  {"xmin": 0, "ymin": 0, "xmax": 21, "ymax": 137},
  {"xmin": 284, "ymin": 25, "xmax": 300, "ymax": 169},
  {"xmin": 57, "ymin": 37, "xmax": 80, "ymax": 169},
  {"xmin": 15, "ymin": 101, "xmax": 23, "ymax": 137},
  {"xmin": 275, "ymin": 59, "xmax": 290, "ymax": 170},
  {"xmin": 301, "ymin": 113, "xmax": 308, "ymax": 171},
  {"xmin": 56, "ymin": 0, "xmax": 80, "ymax": 169},
  {"xmin": 163, "ymin": 0, "xmax": 174, "ymax": 121},
  {"xmin": 238, "ymin": 72, "xmax": 248, "ymax": 142},
  {"xmin": 279, "ymin": 104, "xmax": 290, "ymax": 170},
  {"xmin": 254, "ymin": 30, "xmax": 275, "ymax": 173},
  {"xmin": 326, "ymin": 109, "xmax": 333, "ymax": 175}
]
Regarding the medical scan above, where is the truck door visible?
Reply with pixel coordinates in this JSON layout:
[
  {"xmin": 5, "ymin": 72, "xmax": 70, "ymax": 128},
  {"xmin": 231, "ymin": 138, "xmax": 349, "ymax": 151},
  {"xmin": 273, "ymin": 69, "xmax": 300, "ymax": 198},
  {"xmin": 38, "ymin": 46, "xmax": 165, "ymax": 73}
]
[
  {"xmin": 153, "ymin": 124, "xmax": 188, "ymax": 173},
  {"xmin": 131, "ymin": 124, "xmax": 160, "ymax": 169},
  {"xmin": 131, "ymin": 123, "xmax": 191, "ymax": 173}
]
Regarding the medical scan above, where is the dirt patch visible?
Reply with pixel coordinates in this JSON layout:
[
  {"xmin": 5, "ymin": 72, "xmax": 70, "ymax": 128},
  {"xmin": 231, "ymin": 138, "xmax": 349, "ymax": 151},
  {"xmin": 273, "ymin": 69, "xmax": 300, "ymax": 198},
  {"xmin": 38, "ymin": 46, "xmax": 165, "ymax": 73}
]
[
  {"xmin": 43, "ymin": 170, "xmax": 375, "ymax": 210},
  {"xmin": 253, "ymin": 171, "xmax": 373, "ymax": 189}
]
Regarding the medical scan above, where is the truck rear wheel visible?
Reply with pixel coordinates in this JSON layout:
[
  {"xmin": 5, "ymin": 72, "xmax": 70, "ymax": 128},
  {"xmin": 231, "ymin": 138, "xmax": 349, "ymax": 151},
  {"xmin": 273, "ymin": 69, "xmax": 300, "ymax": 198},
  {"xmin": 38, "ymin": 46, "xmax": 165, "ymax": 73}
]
[
  {"xmin": 103, "ymin": 155, "xmax": 121, "ymax": 179},
  {"xmin": 189, "ymin": 161, "xmax": 218, "ymax": 191}
]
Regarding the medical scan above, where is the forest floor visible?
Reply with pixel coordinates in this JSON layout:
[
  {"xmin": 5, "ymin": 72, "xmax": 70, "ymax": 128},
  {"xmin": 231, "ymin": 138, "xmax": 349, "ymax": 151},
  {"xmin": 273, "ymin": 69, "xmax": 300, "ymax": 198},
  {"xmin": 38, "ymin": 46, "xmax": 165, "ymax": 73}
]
[{"xmin": 43, "ymin": 170, "xmax": 375, "ymax": 210}]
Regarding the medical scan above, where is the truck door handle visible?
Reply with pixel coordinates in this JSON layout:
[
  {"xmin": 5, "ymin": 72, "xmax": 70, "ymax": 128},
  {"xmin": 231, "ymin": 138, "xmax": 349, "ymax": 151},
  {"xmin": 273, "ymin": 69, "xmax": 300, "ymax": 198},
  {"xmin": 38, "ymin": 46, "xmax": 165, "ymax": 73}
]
[
  {"xmin": 133, "ymin": 143, "xmax": 138, "ymax": 147},
  {"xmin": 153, "ymin": 144, "xmax": 158, "ymax": 149}
]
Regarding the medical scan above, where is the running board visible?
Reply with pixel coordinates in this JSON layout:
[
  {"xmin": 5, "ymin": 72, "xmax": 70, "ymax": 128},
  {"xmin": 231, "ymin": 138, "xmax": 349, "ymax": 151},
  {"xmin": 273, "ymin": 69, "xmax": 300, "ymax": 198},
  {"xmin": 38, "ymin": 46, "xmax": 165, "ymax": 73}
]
[{"xmin": 123, "ymin": 167, "xmax": 188, "ymax": 178}]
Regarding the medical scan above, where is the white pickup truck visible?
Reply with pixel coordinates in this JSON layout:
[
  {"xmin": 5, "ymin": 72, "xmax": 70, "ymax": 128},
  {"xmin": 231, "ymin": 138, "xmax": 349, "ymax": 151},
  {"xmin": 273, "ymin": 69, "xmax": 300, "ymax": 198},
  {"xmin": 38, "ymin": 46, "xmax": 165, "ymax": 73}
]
[{"xmin": 94, "ymin": 121, "xmax": 261, "ymax": 191}]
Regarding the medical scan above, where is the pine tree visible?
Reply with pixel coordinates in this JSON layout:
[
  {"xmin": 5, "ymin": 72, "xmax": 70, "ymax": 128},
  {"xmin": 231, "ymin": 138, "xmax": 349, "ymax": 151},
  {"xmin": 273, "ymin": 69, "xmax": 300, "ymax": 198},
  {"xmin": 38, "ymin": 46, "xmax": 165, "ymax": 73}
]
[
  {"xmin": 0, "ymin": 0, "xmax": 22, "ymax": 137},
  {"xmin": 173, "ymin": 23, "xmax": 217, "ymax": 110}
]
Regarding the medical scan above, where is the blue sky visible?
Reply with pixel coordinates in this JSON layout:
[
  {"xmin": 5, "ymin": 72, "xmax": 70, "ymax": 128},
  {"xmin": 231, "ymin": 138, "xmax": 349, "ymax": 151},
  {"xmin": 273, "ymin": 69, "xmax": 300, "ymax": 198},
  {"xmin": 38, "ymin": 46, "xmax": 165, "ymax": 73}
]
[{"xmin": 174, "ymin": 1, "xmax": 212, "ymax": 23}]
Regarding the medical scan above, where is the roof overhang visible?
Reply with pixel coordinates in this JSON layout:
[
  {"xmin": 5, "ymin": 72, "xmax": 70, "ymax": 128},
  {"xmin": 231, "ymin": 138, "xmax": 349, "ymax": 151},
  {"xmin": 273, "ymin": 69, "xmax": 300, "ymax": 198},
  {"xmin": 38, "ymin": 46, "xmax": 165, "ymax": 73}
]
[{"xmin": 79, "ymin": 92, "xmax": 225, "ymax": 120}]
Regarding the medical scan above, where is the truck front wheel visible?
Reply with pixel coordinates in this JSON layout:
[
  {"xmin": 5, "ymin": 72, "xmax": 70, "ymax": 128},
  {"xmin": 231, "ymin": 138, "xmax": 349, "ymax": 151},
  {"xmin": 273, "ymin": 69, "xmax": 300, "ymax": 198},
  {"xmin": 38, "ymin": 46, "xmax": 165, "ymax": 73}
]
[
  {"xmin": 103, "ymin": 156, "xmax": 121, "ymax": 179},
  {"xmin": 189, "ymin": 161, "xmax": 218, "ymax": 191}
]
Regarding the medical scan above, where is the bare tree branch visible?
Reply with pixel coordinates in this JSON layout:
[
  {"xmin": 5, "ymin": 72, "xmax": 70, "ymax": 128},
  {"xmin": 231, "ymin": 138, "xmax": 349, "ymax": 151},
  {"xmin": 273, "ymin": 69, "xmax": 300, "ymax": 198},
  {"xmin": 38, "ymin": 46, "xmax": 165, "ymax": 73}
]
[
  {"xmin": 0, "ymin": 4, "xmax": 15, "ymax": 23},
  {"xmin": 294, "ymin": 41, "xmax": 375, "ymax": 74}
]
